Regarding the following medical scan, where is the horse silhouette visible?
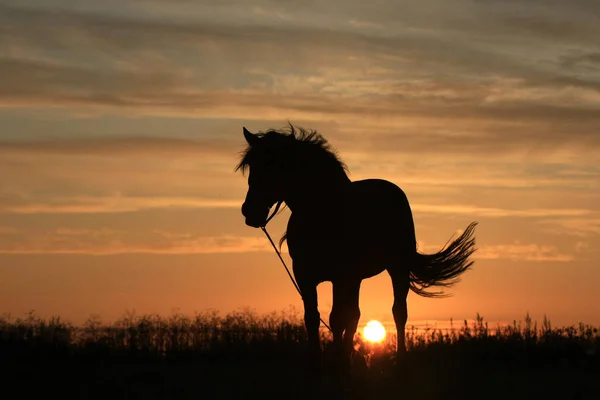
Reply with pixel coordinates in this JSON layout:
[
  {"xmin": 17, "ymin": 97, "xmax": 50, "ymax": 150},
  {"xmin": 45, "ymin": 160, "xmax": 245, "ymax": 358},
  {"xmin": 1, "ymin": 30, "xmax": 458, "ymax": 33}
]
[{"xmin": 236, "ymin": 124, "xmax": 477, "ymax": 375}]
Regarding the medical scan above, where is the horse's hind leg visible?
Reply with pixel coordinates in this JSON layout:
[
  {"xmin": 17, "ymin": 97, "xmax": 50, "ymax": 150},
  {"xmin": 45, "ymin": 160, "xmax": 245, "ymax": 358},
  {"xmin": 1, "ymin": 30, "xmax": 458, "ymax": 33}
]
[
  {"xmin": 298, "ymin": 281, "xmax": 321, "ymax": 376},
  {"xmin": 329, "ymin": 279, "xmax": 361, "ymax": 370},
  {"xmin": 341, "ymin": 280, "xmax": 362, "ymax": 352},
  {"xmin": 387, "ymin": 266, "xmax": 410, "ymax": 362}
]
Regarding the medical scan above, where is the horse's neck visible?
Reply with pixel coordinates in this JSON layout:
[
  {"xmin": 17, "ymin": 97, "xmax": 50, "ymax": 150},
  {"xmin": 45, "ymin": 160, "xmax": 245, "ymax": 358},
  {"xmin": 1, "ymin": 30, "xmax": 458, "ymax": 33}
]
[{"xmin": 285, "ymin": 176, "xmax": 350, "ymax": 215}]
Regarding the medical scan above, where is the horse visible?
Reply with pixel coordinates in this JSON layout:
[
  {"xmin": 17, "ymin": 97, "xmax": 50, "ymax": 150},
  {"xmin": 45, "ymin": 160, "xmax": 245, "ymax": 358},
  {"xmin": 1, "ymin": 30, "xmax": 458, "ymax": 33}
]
[{"xmin": 236, "ymin": 124, "xmax": 477, "ymax": 375}]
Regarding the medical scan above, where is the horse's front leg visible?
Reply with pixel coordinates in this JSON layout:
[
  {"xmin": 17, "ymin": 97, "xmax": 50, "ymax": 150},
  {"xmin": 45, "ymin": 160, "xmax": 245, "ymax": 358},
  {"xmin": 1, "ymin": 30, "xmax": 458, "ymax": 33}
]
[
  {"xmin": 389, "ymin": 267, "xmax": 410, "ymax": 375},
  {"xmin": 329, "ymin": 280, "xmax": 361, "ymax": 373},
  {"xmin": 299, "ymin": 282, "xmax": 321, "ymax": 375}
]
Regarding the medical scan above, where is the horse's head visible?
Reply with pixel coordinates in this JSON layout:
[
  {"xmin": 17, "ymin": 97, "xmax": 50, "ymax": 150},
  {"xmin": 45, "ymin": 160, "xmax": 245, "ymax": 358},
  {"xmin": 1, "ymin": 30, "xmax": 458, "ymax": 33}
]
[
  {"xmin": 238, "ymin": 127, "xmax": 289, "ymax": 228},
  {"xmin": 236, "ymin": 124, "xmax": 350, "ymax": 227}
]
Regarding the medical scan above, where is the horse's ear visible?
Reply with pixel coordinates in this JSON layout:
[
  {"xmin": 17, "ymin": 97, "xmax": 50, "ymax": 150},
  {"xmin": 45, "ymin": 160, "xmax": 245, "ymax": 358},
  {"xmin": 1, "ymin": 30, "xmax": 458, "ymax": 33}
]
[{"xmin": 243, "ymin": 127, "xmax": 259, "ymax": 146}]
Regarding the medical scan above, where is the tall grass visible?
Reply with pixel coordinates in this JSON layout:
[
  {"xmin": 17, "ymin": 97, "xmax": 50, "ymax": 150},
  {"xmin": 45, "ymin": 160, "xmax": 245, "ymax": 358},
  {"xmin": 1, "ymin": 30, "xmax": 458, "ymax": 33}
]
[{"xmin": 1, "ymin": 309, "xmax": 598, "ymax": 367}]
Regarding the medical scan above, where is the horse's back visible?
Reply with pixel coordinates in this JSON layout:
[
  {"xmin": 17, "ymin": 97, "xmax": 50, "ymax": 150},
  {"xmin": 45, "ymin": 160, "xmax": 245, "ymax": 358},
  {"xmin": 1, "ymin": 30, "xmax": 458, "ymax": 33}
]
[
  {"xmin": 347, "ymin": 178, "xmax": 416, "ymax": 250},
  {"xmin": 287, "ymin": 178, "xmax": 417, "ymax": 282}
]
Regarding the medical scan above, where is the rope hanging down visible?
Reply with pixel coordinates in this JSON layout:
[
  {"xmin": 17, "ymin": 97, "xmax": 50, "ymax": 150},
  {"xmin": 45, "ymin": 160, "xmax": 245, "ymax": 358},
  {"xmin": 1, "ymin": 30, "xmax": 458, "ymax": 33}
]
[{"xmin": 260, "ymin": 202, "xmax": 332, "ymax": 333}]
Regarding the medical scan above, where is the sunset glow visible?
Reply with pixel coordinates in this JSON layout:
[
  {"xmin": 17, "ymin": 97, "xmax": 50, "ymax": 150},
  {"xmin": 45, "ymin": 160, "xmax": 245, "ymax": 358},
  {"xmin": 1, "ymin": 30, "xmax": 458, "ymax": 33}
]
[
  {"xmin": 0, "ymin": 0, "xmax": 599, "ymax": 330},
  {"xmin": 363, "ymin": 320, "xmax": 386, "ymax": 343}
]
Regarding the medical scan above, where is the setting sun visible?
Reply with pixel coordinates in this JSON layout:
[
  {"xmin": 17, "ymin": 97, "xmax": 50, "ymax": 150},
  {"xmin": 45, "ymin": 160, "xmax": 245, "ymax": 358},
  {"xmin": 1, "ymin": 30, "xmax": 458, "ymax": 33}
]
[{"xmin": 363, "ymin": 320, "xmax": 386, "ymax": 343}]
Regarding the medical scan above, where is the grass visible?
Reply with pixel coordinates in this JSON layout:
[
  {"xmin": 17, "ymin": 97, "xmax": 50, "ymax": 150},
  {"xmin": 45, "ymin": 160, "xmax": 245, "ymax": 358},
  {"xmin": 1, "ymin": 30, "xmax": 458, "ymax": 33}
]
[{"xmin": 1, "ymin": 308, "xmax": 599, "ymax": 399}]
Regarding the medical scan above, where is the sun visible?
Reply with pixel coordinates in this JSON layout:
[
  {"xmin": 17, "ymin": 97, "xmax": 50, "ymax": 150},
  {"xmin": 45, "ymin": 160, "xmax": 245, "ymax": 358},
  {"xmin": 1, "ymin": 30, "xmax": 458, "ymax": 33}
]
[{"xmin": 363, "ymin": 320, "xmax": 386, "ymax": 343}]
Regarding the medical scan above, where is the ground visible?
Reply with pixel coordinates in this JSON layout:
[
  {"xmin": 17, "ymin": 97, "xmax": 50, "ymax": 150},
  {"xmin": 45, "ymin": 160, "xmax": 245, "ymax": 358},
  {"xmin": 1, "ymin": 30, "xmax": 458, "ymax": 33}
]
[
  {"xmin": 1, "ymin": 310, "xmax": 598, "ymax": 399},
  {"xmin": 3, "ymin": 353, "xmax": 598, "ymax": 399}
]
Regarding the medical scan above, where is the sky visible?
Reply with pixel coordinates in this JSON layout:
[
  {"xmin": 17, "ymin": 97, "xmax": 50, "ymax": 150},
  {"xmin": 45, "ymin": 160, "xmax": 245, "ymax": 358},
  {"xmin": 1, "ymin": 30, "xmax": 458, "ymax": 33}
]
[{"xmin": 1, "ymin": 0, "xmax": 599, "ymax": 330}]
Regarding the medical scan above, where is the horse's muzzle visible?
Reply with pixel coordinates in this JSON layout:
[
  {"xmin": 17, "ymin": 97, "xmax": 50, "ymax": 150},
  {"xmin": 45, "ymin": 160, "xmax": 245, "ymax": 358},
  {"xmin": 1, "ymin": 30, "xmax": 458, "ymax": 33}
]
[
  {"xmin": 245, "ymin": 216, "xmax": 266, "ymax": 228},
  {"xmin": 241, "ymin": 202, "xmax": 269, "ymax": 228}
]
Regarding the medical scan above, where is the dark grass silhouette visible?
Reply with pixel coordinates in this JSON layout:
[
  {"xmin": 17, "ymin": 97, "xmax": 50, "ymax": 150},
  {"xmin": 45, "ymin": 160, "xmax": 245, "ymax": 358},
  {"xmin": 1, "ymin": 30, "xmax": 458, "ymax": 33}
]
[
  {"xmin": 1, "ymin": 309, "xmax": 598, "ymax": 399},
  {"xmin": 237, "ymin": 124, "xmax": 478, "ymax": 374}
]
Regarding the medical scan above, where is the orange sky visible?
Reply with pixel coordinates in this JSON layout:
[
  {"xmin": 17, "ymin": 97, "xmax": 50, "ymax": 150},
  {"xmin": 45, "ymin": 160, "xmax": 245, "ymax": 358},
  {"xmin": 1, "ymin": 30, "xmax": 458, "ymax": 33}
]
[{"xmin": 1, "ymin": 0, "xmax": 599, "ymax": 329}]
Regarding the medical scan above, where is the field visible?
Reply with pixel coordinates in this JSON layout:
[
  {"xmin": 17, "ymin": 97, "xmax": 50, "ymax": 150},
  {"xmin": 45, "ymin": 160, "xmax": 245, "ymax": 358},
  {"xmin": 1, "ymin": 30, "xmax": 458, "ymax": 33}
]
[{"xmin": 1, "ymin": 308, "xmax": 598, "ymax": 399}]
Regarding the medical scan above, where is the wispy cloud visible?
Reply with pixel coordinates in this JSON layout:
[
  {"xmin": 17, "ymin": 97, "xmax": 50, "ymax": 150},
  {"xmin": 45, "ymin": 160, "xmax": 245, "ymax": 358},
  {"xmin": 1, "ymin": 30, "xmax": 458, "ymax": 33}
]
[
  {"xmin": 1, "ymin": 0, "xmax": 599, "ymax": 327},
  {"xmin": 418, "ymin": 240, "xmax": 573, "ymax": 262},
  {"xmin": 411, "ymin": 204, "xmax": 594, "ymax": 218},
  {"xmin": 0, "ymin": 1, "xmax": 598, "ymax": 254},
  {"xmin": 1, "ymin": 196, "xmax": 240, "ymax": 214},
  {"xmin": 2, "ymin": 190, "xmax": 595, "ymax": 220},
  {"xmin": 0, "ymin": 226, "xmax": 272, "ymax": 255},
  {"xmin": 0, "ymin": 225, "xmax": 576, "ymax": 261},
  {"xmin": 475, "ymin": 243, "xmax": 573, "ymax": 262},
  {"xmin": 1, "ymin": 1, "xmax": 599, "ymax": 138},
  {"xmin": 0, "ymin": 137, "xmax": 235, "ymax": 156},
  {"xmin": 539, "ymin": 218, "xmax": 600, "ymax": 237},
  {"xmin": 0, "ymin": 226, "xmax": 19, "ymax": 235}
]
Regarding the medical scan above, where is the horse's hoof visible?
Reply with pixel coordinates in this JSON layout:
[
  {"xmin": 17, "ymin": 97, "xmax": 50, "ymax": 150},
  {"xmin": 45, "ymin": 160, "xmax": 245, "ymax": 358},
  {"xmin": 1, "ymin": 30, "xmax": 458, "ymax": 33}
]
[
  {"xmin": 303, "ymin": 364, "xmax": 322, "ymax": 387},
  {"xmin": 351, "ymin": 351, "xmax": 368, "ymax": 376},
  {"xmin": 393, "ymin": 358, "xmax": 410, "ymax": 383},
  {"xmin": 304, "ymin": 352, "xmax": 322, "ymax": 381}
]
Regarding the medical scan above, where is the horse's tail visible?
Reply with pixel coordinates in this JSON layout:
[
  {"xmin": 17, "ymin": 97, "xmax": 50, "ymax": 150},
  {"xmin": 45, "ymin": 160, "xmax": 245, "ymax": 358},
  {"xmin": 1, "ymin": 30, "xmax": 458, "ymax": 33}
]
[{"xmin": 409, "ymin": 222, "xmax": 478, "ymax": 298}]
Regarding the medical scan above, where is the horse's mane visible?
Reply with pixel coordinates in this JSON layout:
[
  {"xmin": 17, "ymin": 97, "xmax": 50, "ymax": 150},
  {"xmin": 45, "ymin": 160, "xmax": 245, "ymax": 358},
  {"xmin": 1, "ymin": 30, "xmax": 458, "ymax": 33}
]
[
  {"xmin": 235, "ymin": 124, "xmax": 348, "ymax": 175},
  {"xmin": 236, "ymin": 124, "xmax": 350, "ymax": 250}
]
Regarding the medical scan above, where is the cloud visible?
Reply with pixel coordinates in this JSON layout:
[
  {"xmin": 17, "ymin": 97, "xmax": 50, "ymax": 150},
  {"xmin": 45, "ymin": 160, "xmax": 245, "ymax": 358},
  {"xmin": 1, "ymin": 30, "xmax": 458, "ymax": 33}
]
[
  {"xmin": 418, "ymin": 239, "xmax": 573, "ymax": 262},
  {"xmin": 0, "ymin": 137, "xmax": 235, "ymax": 157},
  {"xmin": 0, "ymin": 226, "xmax": 274, "ymax": 255},
  {"xmin": 474, "ymin": 243, "xmax": 573, "ymax": 262},
  {"xmin": 575, "ymin": 241, "xmax": 589, "ymax": 252},
  {"xmin": 0, "ymin": 139, "xmax": 249, "ymax": 208},
  {"xmin": 411, "ymin": 204, "xmax": 594, "ymax": 218},
  {"xmin": 0, "ymin": 224, "xmax": 578, "ymax": 261},
  {"xmin": 0, "ymin": 2, "xmax": 598, "ymax": 181},
  {"xmin": 1, "ymin": 1, "xmax": 599, "ymax": 133},
  {"xmin": 0, "ymin": 0, "xmax": 598, "ymax": 263},
  {"xmin": 1, "ymin": 196, "xmax": 241, "ymax": 214},
  {"xmin": 2, "ymin": 189, "xmax": 595, "ymax": 219},
  {"xmin": 55, "ymin": 227, "xmax": 123, "ymax": 237},
  {"xmin": 559, "ymin": 51, "xmax": 600, "ymax": 70},
  {"xmin": 0, "ymin": 226, "xmax": 19, "ymax": 235},
  {"xmin": 539, "ymin": 218, "xmax": 600, "ymax": 237},
  {"xmin": 2, "ymin": 59, "xmax": 599, "ymax": 130}
]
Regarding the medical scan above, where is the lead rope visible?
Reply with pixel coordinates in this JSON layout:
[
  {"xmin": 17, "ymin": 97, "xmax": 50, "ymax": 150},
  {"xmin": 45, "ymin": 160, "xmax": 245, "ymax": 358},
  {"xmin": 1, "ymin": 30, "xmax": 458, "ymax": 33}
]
[{"xmin": 260, "ymin": 202, "xmax": 333, "ymax": 333}]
